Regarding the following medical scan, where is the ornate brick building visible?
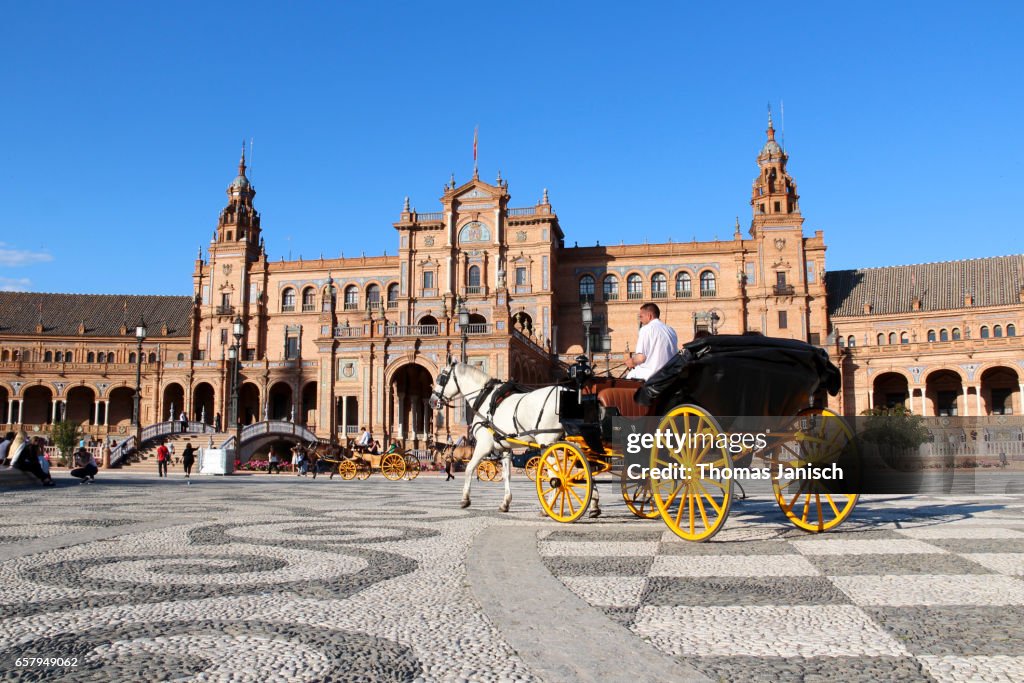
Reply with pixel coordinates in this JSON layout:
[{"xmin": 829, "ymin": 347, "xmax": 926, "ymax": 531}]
[{"xmin": 1, "ymin": 122, "xmax": 1021, "ymax": 448}]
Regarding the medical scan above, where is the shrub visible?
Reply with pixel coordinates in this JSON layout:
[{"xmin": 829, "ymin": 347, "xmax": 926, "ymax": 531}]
[{"xmin": 50, "ymin": 421, "xmax": 82, "ymax": 467}]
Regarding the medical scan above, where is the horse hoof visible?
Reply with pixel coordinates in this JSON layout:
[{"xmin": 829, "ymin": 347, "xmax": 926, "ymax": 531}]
[
  {"xmin": 589, "ymin": 507, "xmax": 602, "ymax": 519},
  {"xmin": 499, "ymin": 504, "xmax": 510, "ymax": 513},
  {"xmin": 460, "ymin": 500, "xmax": 471, "ymax": 509}
]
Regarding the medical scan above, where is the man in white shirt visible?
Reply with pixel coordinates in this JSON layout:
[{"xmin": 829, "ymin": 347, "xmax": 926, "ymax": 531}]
[
  {"xmin": 355, "ymin": 427, "xmax": 372, "ymax": 453},
  {"xmin": 625, "ymin": 303, "xmax": 679, "ymax": 380}
]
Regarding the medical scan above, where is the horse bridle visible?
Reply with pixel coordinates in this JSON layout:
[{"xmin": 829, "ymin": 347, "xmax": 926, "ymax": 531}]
[{"xmin": 430, "ymin": 364, "xmax": 457, "ymax": 409}]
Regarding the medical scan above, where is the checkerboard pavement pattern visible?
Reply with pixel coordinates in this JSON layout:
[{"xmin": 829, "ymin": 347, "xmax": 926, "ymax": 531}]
[{"xmin": 540, "ymin": 494, "xmax": 1024, "ymax": 682}]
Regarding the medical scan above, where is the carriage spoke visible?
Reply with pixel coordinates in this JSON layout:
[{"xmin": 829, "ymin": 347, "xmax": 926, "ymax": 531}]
[
  {"xmin": 815, "ymin": 493, "xmax": 824, "ymax": 530},
  {"xmin": 694, "ymin": 488, "xmax": 711, "ymax": 530},
  {"xmin": 826, "ymin": 493, "xmax": 842, "ymax": 518}
]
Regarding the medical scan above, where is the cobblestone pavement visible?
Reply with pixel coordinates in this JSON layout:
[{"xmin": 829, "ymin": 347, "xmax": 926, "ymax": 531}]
[{"xmin": 1, "ymin": 473, "xmax": 1022, "ymax": 682}]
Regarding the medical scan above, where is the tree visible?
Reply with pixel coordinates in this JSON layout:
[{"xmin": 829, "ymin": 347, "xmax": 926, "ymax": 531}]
[
  {"xmin": 50, "ymin": 421, "xmax": 82, "ymax": 467},
  {"xmin": 858, "ymin": 405, "xmax": 931, "ymax": 470}
]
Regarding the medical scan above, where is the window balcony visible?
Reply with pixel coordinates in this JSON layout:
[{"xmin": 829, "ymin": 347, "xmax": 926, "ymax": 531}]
[
  {"xmin": 215, "ymin": 305, "xmax": 235, "ymax": 316},
  {"xmin": 281, "ymin": 304, "xmax": 295, "ymax": 312},
  {"xmin": 675, "ymin": 289, "xmax": 692, "ymax": 298},
  {"xmin": 462, "ymin": 323, "xmax": 492, "ymax": 335},
  {"xmin": 465, "ymin": 285, "xmax": 483, "ymax": 295},
  {"xmin": 603, "ymin": 291, "xmax": 619, "ymax": 301},
  {"xmin": 387, "ymin": 300, "xmax": 399, "ymax": 309},
  {"xmin": 773, "ymin": 284, "xmax": 795, "ymax": 296},
  {"xmin": 386, "ymin": 324, "xmax": 439, "ymax": 337},
  {"xmin": 343, "ymin": 302, "xmax": 359, "ymax": 311},
  {"xmin": 627, "ymin": 291, "xmax": 644, "ymax": 300},
  {"xmin": 301, "ymin": 303, "xmax": 316, "ymax": 312},
  {"xmin": 700, "ymin": 288, "xmax": 716, "ymax": 298},
  {"xmin": 650, "ymin": 290, "xmax": 667, "ymax": 299}
]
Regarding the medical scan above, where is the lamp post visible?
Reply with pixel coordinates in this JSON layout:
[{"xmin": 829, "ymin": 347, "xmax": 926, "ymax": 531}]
[
  {"xmin": 581, "ymin": 299, "xmax": 593, "ymax": 360},
  {"xmin": 710, "ymin": 312, "xmax": 720, "ymax": 335},
  {"xmin": 133, "ymin": 317, "xmax": 147, "ymax": 446},
  {"xmin": 229, "ymin": 316, "xmax": 243, "ymax": 438}
]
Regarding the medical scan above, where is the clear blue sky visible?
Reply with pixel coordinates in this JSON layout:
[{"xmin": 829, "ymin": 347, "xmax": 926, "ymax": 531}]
[{"xmin": 2, "ymin": 2, "xmax": 1022, "ymax": 295}]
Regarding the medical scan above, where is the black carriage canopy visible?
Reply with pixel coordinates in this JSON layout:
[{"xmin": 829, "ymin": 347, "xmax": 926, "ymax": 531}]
[{"xmin": 634, "ymin": 334, "xmax": 841, "ymax": 418}]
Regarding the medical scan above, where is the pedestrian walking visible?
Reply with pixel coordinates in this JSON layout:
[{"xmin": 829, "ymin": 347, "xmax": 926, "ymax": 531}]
[
  {"xmin": 156, "ymin": 441, "xmax": 170, "ymax": 478},
  {"xmin": 179, "ymin": 411, "xmax": 188, "ymax": 433},
  {"xmin": 268, "ymin": 445, "xmax": 281, "ymax": 474},
  {"xmin": 167, "ymin": 441, "xmax": 176, "ymax": 466},
  {"xmin": 291, "ymin": 444, "xmax": 301, "ymax": 475},
  {"xmin": 182, "ymin": 442, "xmax": 196, "ymax": 478},
  {"xmin": 214, "ymin": 412, "xmax": 222, "ymax": 432}
]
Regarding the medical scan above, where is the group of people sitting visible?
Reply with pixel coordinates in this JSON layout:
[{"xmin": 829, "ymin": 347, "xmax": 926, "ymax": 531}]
[{"xmin": 0, "ymin": 431, "xmax": 101, "ymax": 486}]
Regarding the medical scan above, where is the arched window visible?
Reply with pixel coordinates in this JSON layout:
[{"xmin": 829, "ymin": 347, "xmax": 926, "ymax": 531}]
[
  {"xmin": 603, "ymin": 275, "xmax": 619, "ymax": 301},
  {"xmin": 387, "ymin": 283, "xmax": 399, "ymax": 308},
  {"xmin": 837, "ymin": 336, "xmax": 845, "ymax": 348},
  {"xmin": 626, "ymin": 274, "xmax": 643, "ymax": 299},
  {"xmin": 366, "ymin": 284, "xmax": 381, "ymax": 309},
  {"xmin": 128, "ymin": 352, "xmax": 137, "ymax": 363},
  {"xmin": 579, "ymin": 274, "xmax": 595, "ymax": 302},
  {"xmin": 65, "ymin": 352, "xmax": 73, "ymax": 362},
  {"xmin": 927, "ymin": 330, "xmax": 936, "ymax": 342},
  {"xmin": 281, "ymin": 288, "xmax": 296, "ymax": 312},
  {"xmin": 940, "ymin": 329, "xmax": 949, "ymax": 342},
  {"xmin": 177, "ymin": 353, "xmax": 185, "ymax": 361},
  {"xmin": 301, "ymin": 287, "xmax": 316, "ymax": 312},
  {"xmin": 651, "ymin": 273, "xmax": 667, "ymax": 298},
  {"xmin": 994, "ymin": 325, "xmax": 1003, "ymax": 338},
  {"xmin": 54, "ymin": 351, "xmax": 63, "ymax": 362},
  {"xmin": 675, "ymin": 272, "xmax": 692, "ymax": 297},
  {"xmin": 87, "ymin": 352, "xmax": 95, "ymax": 363},
  {"xmin": 900, "ymin": 332, "xmax": 909, "ymax": 345},
  {"xmin": 1008, "ymin": 324, "xmax": 1017, "ymax": 337},
  {"xmin": 323, "ymin": 285, "xmax": 336, "ymax": 311},
  {"xmin": 888, "ymin": 332, "xmax": 897, "ymax": 345},
  {"xmin": 468, "ymin": 265, "xmax": 481, "ymax": 288},
  {"xmin": 847, "ymin": 335, "xmax": 855, "ymax": 347},
  {"xmin": 981, "ymin": 326, "xmax": 990, "ymax": 339},
  {"xmin": 952, "ymin": 328, "xmax": 961, "ymax": 340},
  {"xmin": 699, "ymin": 271, "xmax": 716, "ymax": 296},
  {"xmin": 44, "ymin": 351, "xmax": 53, "ymax": 362},
  {"xmin": 344, "ymin": 285, "xmax": 358, "ymax": 310},
  {"xmin": 148, "ymin": 352, "xmax": 156, "ymax": 363},
  {"xmin": 876, "ymin": 334, "xmax": 885, "ymax": 346}
]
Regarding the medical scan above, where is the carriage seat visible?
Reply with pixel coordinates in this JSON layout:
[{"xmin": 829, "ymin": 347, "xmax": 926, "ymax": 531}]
[{"xmin": 597, "ymin": 387, "xmax": 656, "ymax": 418}]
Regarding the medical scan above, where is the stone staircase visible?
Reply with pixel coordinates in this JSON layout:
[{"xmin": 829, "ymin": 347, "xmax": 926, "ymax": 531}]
[{"xmin": 121, "ymin": 433, "xmax": 233, "ymax": 473}]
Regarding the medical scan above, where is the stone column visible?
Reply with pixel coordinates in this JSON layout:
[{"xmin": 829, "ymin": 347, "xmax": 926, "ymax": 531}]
[
  {"xmin": 340, "ymin": 396, "xmax": 348, "ymax": 440},
  {"xmin": 4, "ymin": 397, "xmax": 10, "ymax": 425},
  {"xmin": 13, "ymin": 399, "xmax": 21, "ymax": 424},
  {"xmin": 104, "ymin": 400, "xmax": 110, "ymax": 426},
  {"xmin": 962, "ymin": 386, "xmax": 969, "ymax": 417},
  {"xmin": 411, "ymin": 399, "xmax": 420, "ymax": 440},
  {"xmin": 867, "ymin": 390, "xmax": 874, "ymax": 411},
  {"xmin": 397, "ymin": 391, "xmax": 406, "ymax": 440},
  {"xmin": 975, "ymin": 386, "xmax": 982, "ymax": 416},
  {"xmin": 51, "ymin": 400, "xmax": 58, "ymax": 423},
  {"xmin": 93, "ymin": 400, "xmax": 100, "ymax": 426}
]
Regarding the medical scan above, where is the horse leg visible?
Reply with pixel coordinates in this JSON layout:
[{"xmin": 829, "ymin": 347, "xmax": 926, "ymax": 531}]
[
  {"xmin": 461, "ymin": 437, "xmax": 491, "ymax": 508},
  {"xmin": 498, "ymin": 454, "xmax": 512, "ymax": 512},
  {"xmin": 589, "ymin": 481, "xmax": 602, "ymax": 518}
]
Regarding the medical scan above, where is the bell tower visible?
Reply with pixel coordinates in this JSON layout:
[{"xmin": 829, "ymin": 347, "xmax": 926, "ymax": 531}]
[
  {"xmin": 750, "ymin": 110, "xmax": 802, "ymax": 236},
  {"xmin": 212, "ymin": 143, "xmax": 262, "ymax": 261}
]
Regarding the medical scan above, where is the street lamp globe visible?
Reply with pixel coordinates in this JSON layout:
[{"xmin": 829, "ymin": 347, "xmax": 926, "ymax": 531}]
[
  {"xmin": 458, "ymin": 303, "xmax": 470, "ymax": 329},
  {"xmin": 228, "ymin": 345, "xmax": 237, "ymax": 361},
  {"xmin": 135, "ymin": 318, "xmax": 148, "ymax": 342},
  {"xmin": 232, "ymin": 315, "xmax": 244, "ymax": 341},
  {"xmin": 581, "ymin": 299, "xmax": 593, "ymax": 325}
]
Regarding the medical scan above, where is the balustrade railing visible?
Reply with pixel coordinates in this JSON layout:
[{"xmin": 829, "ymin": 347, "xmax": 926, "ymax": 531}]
[
  {"xmin": 386, "ymin": 325, "xmax": 439, "ymax": 337},
  {"xmin": 414, "ymin": 212, "xmax": 443, "ymax": 221},
  {"xmin": 462, "ymin": 323, "xmax": 492, "ymax": 335},
  {"xmin": 507, "ymin": 207, "xmax": 535, "ymax": 216}
]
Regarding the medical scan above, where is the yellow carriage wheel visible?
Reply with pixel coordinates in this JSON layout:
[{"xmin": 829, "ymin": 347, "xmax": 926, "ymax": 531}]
[
  {"xmin": 650, "ymin": 405, "xmax": 733, "ymax": 542},
  {"xmin": 381, "ymin": 453, "xmax": 407, "ymax": 481},
  {"xmin": 525, "ymin": 456, "xmax": 540, "ymax": 482},
  {"xmin": 535, "ymin": 442, "xmax": 593, "ymax": 523},
  {"xmin": 477, "ymin": 460, "xmax": 499, "ymax": 481},
  {"xmin": 338, "ymin": 460, "xmax": 357, "ymax": 481},
  {"xmin": 356, "ymin": 461, "xmax": 371, "ymax": 480},
  {"xmin": 621, "ymin": 467, "xmax": 659, "ymax": 519},
  {"xmin": 767, "ymin": 408, "xmax": 859, "ymax": 533},
  {"xmin": 491, "ymin": 461, "xmax": 504, "ymax": 482},
  {"xmin": 403, "ymin": 454, "xmax": 421, "ymax": 480}
]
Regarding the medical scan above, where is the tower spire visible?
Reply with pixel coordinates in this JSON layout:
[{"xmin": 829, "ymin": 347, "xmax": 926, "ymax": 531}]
[
  {"xmin": 766, "ymin": 104, "xmax": 775, "ymax": 140},
  {"xmin": 239, "ymin": 140, "xmax": 247, "ymax": 176}
]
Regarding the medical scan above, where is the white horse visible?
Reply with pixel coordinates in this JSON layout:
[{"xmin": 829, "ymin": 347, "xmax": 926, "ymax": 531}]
[{"xmin": 431, "ymin": 359, "xmax": 601, "ymax": 515}]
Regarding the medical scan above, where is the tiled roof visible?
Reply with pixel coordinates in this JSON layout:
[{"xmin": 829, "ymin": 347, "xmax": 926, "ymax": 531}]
[
  {"xmin": 826, "ymin": 254, "xmax": 1024, "ymax": 317},
  {"xmin": 0, "ymin": 292, "xmax": 193, "ymax": 337}
]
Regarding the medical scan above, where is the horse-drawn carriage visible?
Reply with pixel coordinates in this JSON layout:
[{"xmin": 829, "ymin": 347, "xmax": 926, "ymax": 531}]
[
  {"xmin": 431, "ymin": 334, "xmax": 856, "ymax": 542},
  {"xmin": 318, "ymin": 442, "xmax": 421, "ymax": 481},
  {"xmin": 534, "ymin": 334, "xmax": 856, "ymax": 541}
]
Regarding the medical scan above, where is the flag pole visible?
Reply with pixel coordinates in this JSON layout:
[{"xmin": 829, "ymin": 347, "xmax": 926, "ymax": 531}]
[{"xmin": 473, "ymin": 126, "xmax": 479, "ymax": 178}]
